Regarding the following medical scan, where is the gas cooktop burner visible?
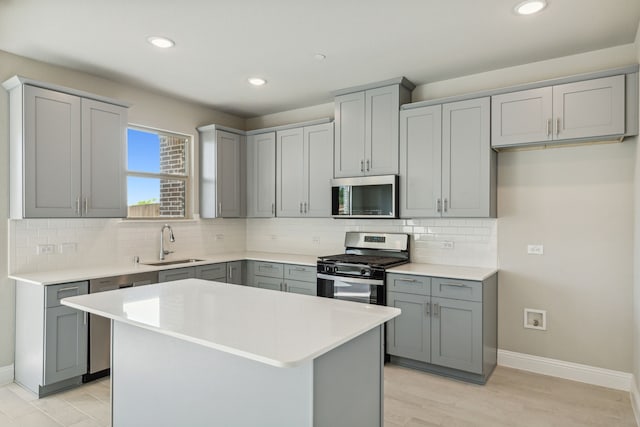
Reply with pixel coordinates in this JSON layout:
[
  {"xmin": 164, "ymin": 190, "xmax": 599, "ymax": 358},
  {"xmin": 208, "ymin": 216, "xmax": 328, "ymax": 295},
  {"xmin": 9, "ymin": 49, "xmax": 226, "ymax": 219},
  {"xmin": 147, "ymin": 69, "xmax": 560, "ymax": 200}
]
[{"xmin": 318, "ymin": 253, "xmax": 407, "ymax": 268}]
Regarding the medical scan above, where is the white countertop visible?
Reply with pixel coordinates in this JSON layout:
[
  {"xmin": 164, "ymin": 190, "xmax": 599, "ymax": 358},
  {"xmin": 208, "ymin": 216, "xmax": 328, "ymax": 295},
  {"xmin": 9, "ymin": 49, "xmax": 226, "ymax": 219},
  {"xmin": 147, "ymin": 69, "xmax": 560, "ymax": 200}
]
[
  {"xmin": 388, "ymin": 263, "xmax": 497, "ymax": 281},
  {"xmin": 62, "ymin": 279, "xmax": 400, "ymax": 368},
  {"xmin": 9, "ymin": 251, "xmax": 318, "ymax": 285}
]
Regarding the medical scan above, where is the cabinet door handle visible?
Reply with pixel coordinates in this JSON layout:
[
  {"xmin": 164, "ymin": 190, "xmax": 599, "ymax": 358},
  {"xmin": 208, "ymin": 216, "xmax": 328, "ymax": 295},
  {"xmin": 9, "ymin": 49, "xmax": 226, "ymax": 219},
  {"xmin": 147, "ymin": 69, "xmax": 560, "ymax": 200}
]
[
  {"xmin": 433, "ymin": 302, "xmax": 439, "ymax": 316},
  {"xmin": 84, "ymin": 312, "xmax": 87, "ymax": 325},
  {"xmin": 271, "ymin": 203, "xmax": 275, "ymax": 215},
  {"xmin": 299, "ymin": 202, "xmax": 303, "ymax": 213},
  {"xmin": 84, "ymin": 197, "xmax": 88, "ymax": 215},
  {"xmin": 229, "ymin": 265, "xmax": 233, "ymax": 279},
  {"xmin": 282, "ymin": 282, "xmax": 287, "ymax": 292},
  {"xmin": 304, "ymin": 202, "xmax": 307, "ymax": 214},
  {"xmin": 547, "ymin": 118, "xmax": 552, "ymax": 137},
  {"xmin": 436, "ymin": 199, "xmax": 441, "ymax": 213},
  {"xmin": 444, "ymin": 198, "xmax": 448, "ymax": 213},
  {"xmin": 360, "ymin": 160, "xmax": 364, "ymax": 173},
  {"xmin": 425, "ymin": 302, "xmax": 430, "ymax": 316},
  {"xmin": 218, "ymin": 202, "xmax": 222, "ymax": 216},
  {"xmin": 75, "ymin": 197, "xmax": 81, "ymax": 216},
  {"xmin": 556, "ymin": 118, "xmax": 560, "ymax": 136},
  {"xmin": 366, "ymin": 159, "xmax": 370, "ymax": 172}
]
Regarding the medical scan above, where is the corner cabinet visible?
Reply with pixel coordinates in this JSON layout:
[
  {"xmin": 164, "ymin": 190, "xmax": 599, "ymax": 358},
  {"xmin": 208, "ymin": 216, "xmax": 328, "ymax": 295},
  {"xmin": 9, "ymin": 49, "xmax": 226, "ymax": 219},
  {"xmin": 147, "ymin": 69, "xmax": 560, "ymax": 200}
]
[
  {"xmin": 491, "ymin": 74, "xmax": 626, "ymax": 148},
  {"xmin": 276, "ymin": 122, "xmax": 333, "ymax": 217},
  {"xmin": 399, "ymin": 97, "xmax": 496, "ymax": 218},
  {"xmin": 386, "ymin": 273, "xmax": 497, "ymax": 384},
  {"xmin": 334, "ymin": 80, "xmax": 413, "ymax": 178},
  {"xmin": 15, "ymin": 281, "xmax": 88, "ymax": 397},
  {"xmin": 3, "ymin": 77, "xmax": 128, "ymax": 219},
  {"xmin": 246, "ymin": 132, "xmax": 276, "ymax": 217},
  {"xmin": 199, "ymin": 125, "xmax": 246, "ymax": 218}
]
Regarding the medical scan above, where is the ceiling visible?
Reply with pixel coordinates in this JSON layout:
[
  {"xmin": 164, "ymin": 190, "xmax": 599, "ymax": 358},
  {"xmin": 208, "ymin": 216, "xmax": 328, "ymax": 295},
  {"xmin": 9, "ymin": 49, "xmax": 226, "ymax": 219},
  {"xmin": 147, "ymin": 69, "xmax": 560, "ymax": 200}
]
[{"xmin": 1, "ymin": 0, "xmax": 639, "ymax": 118}]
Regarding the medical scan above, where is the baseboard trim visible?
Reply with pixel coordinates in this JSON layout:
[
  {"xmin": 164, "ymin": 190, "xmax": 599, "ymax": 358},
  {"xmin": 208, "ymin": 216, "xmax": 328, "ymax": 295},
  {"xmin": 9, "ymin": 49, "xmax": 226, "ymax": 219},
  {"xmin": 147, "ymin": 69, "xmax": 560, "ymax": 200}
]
[
  {"xmin": 0, "ymin": 364, "xmax": 14, "ymax": 386},
  {"xmin": 630, "ymin": 376, "xmax": 640, "ymax": 426},
  {"xmin": 497, "ymin": 349, "xmax": 631, "ymax": 391}
]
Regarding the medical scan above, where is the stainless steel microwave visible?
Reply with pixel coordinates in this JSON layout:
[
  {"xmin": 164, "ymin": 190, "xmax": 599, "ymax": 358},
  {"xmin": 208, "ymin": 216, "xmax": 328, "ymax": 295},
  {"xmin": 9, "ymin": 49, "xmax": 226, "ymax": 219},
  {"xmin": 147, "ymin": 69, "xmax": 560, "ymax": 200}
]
[{"xmin": 331, "ymin": 175, "xmax": 399, "ymax": 218}]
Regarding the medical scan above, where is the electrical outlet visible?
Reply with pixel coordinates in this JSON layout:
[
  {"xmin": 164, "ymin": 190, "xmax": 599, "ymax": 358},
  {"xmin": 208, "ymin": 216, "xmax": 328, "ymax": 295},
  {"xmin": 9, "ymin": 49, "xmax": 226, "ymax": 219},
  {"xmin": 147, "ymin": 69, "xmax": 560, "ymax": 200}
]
[
  {"xmin": 312, "ymin": 236, "xmax": 320, "ymax": 244},
  {"xmin": 440, "ymin": 241, "xmax": 455, "ymax": 249},
  {"xmin": 59, "ymin": 242, "xmax": 77, "ymax": 254},
  {"xmin": 527, "ymin": 244, "xmax": 544, "ymax": 255},
  {"xmin": 37, "ymin": 244, "xmax": 55, "ymax": 255}
]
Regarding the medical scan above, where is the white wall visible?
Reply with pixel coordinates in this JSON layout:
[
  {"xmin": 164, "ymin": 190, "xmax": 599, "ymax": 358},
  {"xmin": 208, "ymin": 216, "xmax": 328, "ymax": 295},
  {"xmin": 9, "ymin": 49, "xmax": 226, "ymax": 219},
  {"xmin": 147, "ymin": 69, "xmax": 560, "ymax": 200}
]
[
  {"xmin": 633, "ymin": 24, "xmax": 640, "ymax": 392},
  {"xmin": 0, "ymin": 50, "xmax": 247, "ymax": 370}
]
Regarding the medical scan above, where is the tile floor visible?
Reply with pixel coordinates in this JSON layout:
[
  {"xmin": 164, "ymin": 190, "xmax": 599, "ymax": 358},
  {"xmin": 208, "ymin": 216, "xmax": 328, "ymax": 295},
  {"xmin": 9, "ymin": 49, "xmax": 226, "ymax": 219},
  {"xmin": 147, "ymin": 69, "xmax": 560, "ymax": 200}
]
[{"xmin": 0, "ymin": 366, "xmax": 636, "ymax": 426}]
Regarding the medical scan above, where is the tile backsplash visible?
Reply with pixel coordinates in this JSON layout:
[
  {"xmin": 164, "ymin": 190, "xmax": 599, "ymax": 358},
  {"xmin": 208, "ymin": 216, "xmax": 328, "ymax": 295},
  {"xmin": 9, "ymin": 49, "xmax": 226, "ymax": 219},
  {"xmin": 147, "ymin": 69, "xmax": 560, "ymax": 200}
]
[
  {"xmin": 9, "ymin": 217, "xmax": 496, "ymax": 273},
  {"xmin": 246, "ymin": 218, "xmax": 497, "ymax": 268}
]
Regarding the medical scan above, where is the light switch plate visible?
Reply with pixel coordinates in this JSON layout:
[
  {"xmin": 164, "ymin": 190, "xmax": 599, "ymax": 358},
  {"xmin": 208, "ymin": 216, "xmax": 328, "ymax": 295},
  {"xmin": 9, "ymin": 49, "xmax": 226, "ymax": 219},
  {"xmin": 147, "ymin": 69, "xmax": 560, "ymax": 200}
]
[
  {"xmin": 37, "ymin": 244, "xmax": 55, "ymax": 255},
  {"xmin": 440, "ymin": 241, "xmax": 455, "ymax": 249}
]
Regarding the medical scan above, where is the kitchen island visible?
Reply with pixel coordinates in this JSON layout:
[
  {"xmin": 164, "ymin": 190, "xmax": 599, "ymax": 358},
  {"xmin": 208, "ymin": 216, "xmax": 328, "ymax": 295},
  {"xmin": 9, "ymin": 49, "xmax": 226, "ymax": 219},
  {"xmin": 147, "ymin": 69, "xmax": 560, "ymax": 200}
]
[{"xmin": 62, "ymin": 279, "xmax": 400, "ymax": 427}]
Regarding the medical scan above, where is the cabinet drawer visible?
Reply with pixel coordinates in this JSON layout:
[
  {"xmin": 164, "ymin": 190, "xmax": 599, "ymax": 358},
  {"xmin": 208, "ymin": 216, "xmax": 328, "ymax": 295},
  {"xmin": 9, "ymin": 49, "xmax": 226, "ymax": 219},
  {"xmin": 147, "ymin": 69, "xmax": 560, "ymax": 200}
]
[
  {"xmin": 255, "ymin": 275, "xmax": 283, "ymax": 291},
  {"xmin": 284, "ymin": 279, "xmax": 317, "ymax": 296},
  {"xmin": 386, "ymin": 273, "xmax": 430, "ymax": 295},
  {"xmin": 195, "ymin": 264, "xmax": 226, "ymax": 282},
  {"xmin": 254, "ymin": 261, "xmax": 284, "ymax": 278},
  {"xmin": 431, "ymin": 278, "xmax": 482, "ymax": 302},
  {"xmin": 46, "ymin": 281, "xmax": 88, "ymax": 308},
  {"xmin": 284, "ymin": 264, "xmax": 316, "ymax": 283}
]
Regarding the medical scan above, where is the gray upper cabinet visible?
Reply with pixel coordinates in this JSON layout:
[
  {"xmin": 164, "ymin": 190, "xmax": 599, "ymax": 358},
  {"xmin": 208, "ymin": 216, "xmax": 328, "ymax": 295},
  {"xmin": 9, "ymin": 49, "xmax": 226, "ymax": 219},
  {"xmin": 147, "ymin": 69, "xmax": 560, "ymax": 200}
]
[
  {"xmin": 492, "ymin": 75, "xmax": 625, "ymax": 148},
  {"xmin": 199, "ymin": 127, "xmax": 246, "ymax": 218},
  {"xmin": 334, "ymin": 80, "xmax": 413, "ymax": 178},
  {"xmin": 5, "ymin": 79, "xmax": 128, "ymax": 219},
  {"xmin": 277, "ymin": 122, "xmax": 333, "ymax": 217},
  {"xmin": 400, "ymin": 97, "xmax": 495, "ymax": 218},
  {"xmin": 399, "ymin": 105, "xmax": 442, "ymax": 218},
  {"xmin": 81, "ymin": 98, "xmax": 128, "ymax": 217},
  {"xmin": 246, "ymin": 132, "xmax": 276, "ymax": 217}
]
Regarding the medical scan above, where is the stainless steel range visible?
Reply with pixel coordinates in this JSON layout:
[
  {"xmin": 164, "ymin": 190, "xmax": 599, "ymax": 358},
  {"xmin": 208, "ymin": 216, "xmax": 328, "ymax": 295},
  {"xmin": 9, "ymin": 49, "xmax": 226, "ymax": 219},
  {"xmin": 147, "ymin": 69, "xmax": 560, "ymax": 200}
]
[{"xmin": 317, "ymin": 232, "xmax": 410, "ymax": 305}]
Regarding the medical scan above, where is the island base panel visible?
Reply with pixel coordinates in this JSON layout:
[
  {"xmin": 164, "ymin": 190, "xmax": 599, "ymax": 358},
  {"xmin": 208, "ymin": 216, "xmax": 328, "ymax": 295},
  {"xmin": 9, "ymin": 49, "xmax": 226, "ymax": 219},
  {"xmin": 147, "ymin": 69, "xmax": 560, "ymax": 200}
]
[{"xmin": 111, "ymin": 322, "xmax": 384, "ymax": 427}]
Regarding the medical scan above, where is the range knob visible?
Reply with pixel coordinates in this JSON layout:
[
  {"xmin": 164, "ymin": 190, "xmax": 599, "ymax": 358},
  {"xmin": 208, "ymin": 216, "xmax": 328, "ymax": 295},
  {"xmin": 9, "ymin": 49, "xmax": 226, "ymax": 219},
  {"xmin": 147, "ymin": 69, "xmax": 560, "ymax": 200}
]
[
  {"xmin": 326, "ymin": 266, "xmax": 334, "ymax": 273},
  {"xmin": 360, "ymin": 269, "xmax": 367, "ymax": 276}
]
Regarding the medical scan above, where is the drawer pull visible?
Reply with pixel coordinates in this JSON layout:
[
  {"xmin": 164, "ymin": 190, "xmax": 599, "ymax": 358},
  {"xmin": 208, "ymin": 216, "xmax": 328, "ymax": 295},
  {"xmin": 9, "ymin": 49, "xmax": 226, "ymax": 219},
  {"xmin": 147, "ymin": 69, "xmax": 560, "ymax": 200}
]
[
  {"xmin": 398, "ymin": 279, "xmax": 418, "ymax": 283},
  {"xmin": 292, "ymin": 267, "xmax": 307, "ymax": 272},
  {"xmin": 443, "ymin": 283, "xmax": 470, "ymax": 288},
  {"xmin": 57, "ymin": 286, "xmax": 79, "ymax": 294}
]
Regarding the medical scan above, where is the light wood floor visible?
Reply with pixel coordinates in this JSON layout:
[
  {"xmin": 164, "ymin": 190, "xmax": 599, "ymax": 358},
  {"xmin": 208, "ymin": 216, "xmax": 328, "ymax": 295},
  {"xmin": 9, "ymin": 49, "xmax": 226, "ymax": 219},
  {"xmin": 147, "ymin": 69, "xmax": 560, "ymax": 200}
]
[
  {"xmin": 0, "ymin": 365, "xmax": 636, "ymax": 426},
  {"xmin": 384, "ymin": 365, "xmax": 637, "ymax": 427}
]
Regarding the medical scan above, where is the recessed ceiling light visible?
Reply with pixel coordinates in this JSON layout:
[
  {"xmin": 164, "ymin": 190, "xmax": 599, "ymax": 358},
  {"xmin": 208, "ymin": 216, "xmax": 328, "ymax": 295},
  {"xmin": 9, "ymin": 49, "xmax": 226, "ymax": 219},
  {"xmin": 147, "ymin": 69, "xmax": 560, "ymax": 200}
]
[
  {"xmin": 514, "ymin": 0, "xmax": 547, "ymax": 15},
  {"xmin": 147, "ymin": 36, "xmax": 175, "ymax": 48},
  {"xmin": 248, "ymin": 77, "xmax": 267, "ymax": 86}
]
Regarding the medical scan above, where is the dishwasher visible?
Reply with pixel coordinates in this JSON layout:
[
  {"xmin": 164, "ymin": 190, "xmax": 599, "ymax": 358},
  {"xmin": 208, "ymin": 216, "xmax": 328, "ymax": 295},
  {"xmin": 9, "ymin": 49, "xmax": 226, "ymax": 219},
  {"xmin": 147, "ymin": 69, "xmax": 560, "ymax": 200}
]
[{"xmin": 83, "ymin": 271, "xmax": 159, "ymax": 382}]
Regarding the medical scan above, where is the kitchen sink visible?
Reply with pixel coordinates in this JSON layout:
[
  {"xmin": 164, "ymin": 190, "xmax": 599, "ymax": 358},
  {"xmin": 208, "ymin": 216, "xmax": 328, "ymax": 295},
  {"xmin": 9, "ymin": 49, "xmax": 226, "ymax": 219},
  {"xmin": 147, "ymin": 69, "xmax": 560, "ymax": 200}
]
[{"xmin": 143, "ymin": 259, "xmax": 205, "ymax": 266}]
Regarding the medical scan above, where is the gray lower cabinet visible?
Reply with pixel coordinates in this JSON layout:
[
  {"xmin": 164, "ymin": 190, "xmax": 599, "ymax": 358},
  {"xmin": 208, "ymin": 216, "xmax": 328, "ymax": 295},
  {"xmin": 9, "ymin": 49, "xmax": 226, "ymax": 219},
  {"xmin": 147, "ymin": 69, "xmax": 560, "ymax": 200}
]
[
  {"xmin": 15, "ymin": 281, "xmax": 88, "ymax": 397},
  {"xmin": 158, "ymin": 267, "xmax": 196, "ymax": 283},
  {"xmin": 247, "ymin": 261, "xmax": 317, "ymax": 296},
  {"xmin": 386, "ymin": 273, "xmax": 497, "ymax": 384},
  {"xmin": 226, "ymin": 261, "xmax": 244, "ymax": 285},
  {"xmin": 195, "ymin": 264, "xmax": 226, "ymax": 281},
  {"xmin": 491, "ymin": 74, "xmax": 626, "ymax": 148}
]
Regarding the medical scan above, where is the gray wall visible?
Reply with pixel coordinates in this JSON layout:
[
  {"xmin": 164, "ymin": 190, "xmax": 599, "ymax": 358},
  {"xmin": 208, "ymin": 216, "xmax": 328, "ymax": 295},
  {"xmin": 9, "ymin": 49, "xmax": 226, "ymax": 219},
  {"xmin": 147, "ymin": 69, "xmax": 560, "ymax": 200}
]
[
  {"xmin": 633, "ymin": 25, "xmax": 640, "ymax": 392},
  {"xmin": 0, "ymin": 49, "xmax": 244, "ymax": 369}
]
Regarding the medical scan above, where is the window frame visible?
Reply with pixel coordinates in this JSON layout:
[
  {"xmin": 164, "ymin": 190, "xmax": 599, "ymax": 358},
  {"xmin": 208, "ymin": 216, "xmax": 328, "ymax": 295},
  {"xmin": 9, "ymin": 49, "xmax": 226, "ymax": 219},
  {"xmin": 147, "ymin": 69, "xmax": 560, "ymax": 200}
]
[{"xmin": 125, "ymin": 124, "xmax": 193, "ymax": 220}]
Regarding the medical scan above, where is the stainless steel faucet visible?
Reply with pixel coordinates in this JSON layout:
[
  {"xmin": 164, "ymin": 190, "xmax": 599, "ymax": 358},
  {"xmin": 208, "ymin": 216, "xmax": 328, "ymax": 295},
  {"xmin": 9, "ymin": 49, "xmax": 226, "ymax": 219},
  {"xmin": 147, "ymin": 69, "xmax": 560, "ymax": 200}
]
[{"xmin": 159, "ymin": 224, "xmax": 175, "ymax": 260}]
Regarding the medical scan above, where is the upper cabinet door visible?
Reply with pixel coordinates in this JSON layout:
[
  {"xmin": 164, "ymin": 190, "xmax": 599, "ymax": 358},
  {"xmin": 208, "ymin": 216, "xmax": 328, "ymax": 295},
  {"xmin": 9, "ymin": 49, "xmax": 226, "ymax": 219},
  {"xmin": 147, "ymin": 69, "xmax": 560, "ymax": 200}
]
[
  {"xmin": 23, "ymin": 85, "xmax": 82, "ymax": 218},
  {"xmin": 304, "ymin": 122, "xmax": 333, "ymax": 217},
  {"xmin": 365, "ymin": 85, "xmax": 400, "ymax": 176},
  {"xmin": 491, "ymin": 87, "xmax": 553, "ymax": 148},
  {"xmin": 334, "ymin": 92, "xmax": 365, "ymax": 177},
  {"xmin": 442, "ymin": 97, "xmax": 491, "ymax": 218},
  {"xmin": 399, "ymin": 105, "xmax": 442, "ymax": 218},
  {"xmin": 246, "ymin": 132, "xmax": 276, "ymax": 218},
  {"xmin": 81, "ymin": 99, "xmax": 127, "ymax": 218},
  {"xmin": 216, "ymin": 130, "xmax": 243, "ymax": 217},
  {"xmin": 276, "ymin": 127, "xmax": 305, "ymax": 217},
  {"xmin": 553, "ymin": 75, "xmax": 625, "ymax": 141}
]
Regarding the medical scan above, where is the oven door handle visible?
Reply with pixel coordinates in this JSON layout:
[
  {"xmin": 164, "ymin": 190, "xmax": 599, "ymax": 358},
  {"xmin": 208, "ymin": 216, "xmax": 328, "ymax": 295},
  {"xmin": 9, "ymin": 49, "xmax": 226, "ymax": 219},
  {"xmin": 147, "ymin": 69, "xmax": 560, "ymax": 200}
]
[{"xmin": 317, "ymin": 273, "xmax": 384, "ymax": 286}]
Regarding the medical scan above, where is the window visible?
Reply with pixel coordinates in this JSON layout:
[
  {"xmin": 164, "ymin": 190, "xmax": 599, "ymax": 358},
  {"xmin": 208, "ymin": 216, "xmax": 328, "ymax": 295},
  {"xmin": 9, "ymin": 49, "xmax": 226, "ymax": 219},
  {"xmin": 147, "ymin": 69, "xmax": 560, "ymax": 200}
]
[{"xmin": 126, "ymin": 127, "xmax": 191, "ymax": 218}]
